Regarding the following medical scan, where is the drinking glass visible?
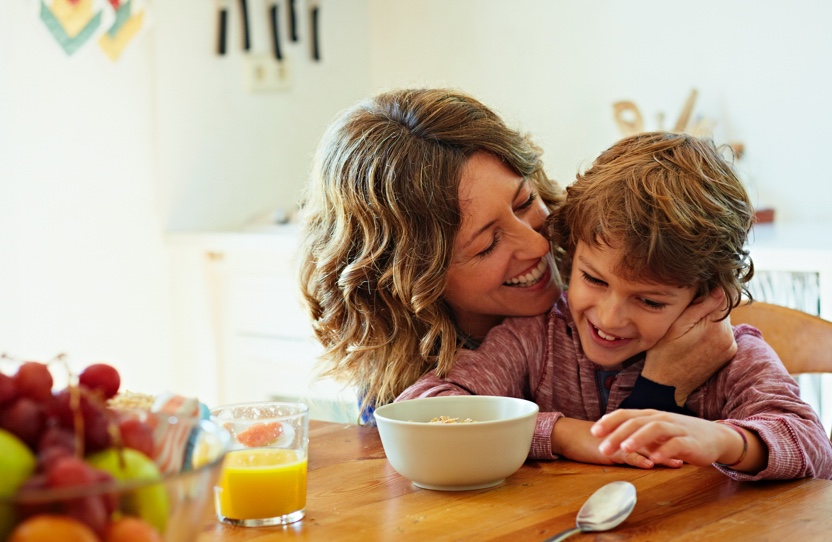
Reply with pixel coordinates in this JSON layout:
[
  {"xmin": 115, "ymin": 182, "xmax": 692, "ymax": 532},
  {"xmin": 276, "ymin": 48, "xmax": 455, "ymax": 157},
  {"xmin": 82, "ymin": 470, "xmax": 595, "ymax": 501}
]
[{"xmin": 211, "ymin": 401, "xmax": 309, "ymax": 526}]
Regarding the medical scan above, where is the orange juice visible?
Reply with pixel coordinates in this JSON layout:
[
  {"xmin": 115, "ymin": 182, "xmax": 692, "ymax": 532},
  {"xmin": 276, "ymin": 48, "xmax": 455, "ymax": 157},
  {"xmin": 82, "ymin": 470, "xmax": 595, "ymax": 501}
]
[{"xmin": 215, "ymin": 448, "xmax": 308, "ymax": 520}]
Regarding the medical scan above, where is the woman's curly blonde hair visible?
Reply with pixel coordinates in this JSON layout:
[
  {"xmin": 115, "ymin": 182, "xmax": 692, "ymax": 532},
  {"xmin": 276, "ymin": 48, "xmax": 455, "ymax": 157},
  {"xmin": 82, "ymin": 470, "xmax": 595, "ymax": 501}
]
[
  {"xmin": 548, "ymin": 131, "xmax": 755, "ymax": 315},
  {"xmin": 297, "ymin": 88, "xmax": 563, "ymax": 415}
]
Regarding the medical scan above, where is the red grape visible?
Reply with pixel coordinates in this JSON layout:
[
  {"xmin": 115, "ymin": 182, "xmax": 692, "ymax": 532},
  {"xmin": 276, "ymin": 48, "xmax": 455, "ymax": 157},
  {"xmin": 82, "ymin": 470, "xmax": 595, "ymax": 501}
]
[
  {"xmin": 15, "ymin": 361, "xmax": 53, "ymax": 401},
  {"xmin": 45, "ymin": 456, "xmax": 112, "ymax": 536},
  {"xmin": 37, "ymin": 424, "xmax": 78, "ymax": 470},
  {"xmin": 53, "ymin": 388, "xmax": 115, "ymax": 453},
  {"xmin": 0, "ymin": 372, "xmax": 17, "ymax": 405},
  {"xmin": 37, "ymin": 444, "xmax": 75, "ymax": 471},
  {"xmin": 46, "ymin": 455, "xmax": 96, "ymax": 488},
  {"xmin": 78, "ymin": 363, "xmax": 120, "ymax": 399},
  {"xmin": 65, "ymin": 495, "xmax": 109, "ymax": 537},
  {"xmin": 82, "ymin": 407, "xmax": 114, "ymax": 453},
  {"xmin": 38, "ymin": 424, "xmax": 77, "ymax": 456},
  {"xmin": 118, "ymin": 416, "xmax": 155, "ymax": 458},
  {"xmin": 15, "ymin": 473, "xmax": 51, "ymax": 520},
  {"xmin": 0, "ymin": 396, "xmax": 46, "ymax": 447}
]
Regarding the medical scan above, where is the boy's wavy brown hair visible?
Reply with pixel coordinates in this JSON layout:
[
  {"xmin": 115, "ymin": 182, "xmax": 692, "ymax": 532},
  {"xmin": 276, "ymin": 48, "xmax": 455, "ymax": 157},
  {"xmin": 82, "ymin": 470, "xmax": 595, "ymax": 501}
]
[{"xmin": 548, "ymin": 131, "xmax": 754, "ymax": 315}]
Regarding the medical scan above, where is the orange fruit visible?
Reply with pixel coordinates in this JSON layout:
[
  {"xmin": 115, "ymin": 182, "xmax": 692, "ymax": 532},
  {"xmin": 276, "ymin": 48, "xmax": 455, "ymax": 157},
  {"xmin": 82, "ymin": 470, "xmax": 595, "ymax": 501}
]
[
  {"xmin": 104, "ymin": 516, "xmax": 163, "ymax": 542},
  {"xmin": 8, "ymin": 515, "xmax": 98, "ymax": 542},
  {"xmin": 236, "ymin": 421, "xmax": 284, "ymax": 447}
]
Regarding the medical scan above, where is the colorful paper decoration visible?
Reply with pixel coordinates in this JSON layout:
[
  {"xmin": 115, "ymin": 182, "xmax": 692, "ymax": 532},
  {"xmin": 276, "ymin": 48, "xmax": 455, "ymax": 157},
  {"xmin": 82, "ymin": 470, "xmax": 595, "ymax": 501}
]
[
  {"xmin": 98, "ymin": 0, "xmax": 145, "ymax": 62},
  {"xmin": 37, "ymin": 0, "xmax": 148, "ymax": 61},
  {"xmin": 40, "ymin": 0, "xmax": 103, "ymax": 56}
]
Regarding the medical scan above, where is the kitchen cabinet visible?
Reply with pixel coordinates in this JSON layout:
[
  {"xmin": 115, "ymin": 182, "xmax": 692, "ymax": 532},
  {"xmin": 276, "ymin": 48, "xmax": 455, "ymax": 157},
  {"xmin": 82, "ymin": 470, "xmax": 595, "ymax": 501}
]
[{"xmin": 166, "ymin": 226, "xmax": 358, "ymax": 423}]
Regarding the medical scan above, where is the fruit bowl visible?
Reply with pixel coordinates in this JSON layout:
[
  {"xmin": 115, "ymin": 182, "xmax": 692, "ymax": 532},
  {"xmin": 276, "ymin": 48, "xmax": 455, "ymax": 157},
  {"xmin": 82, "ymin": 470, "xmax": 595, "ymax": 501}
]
[
  {"xmin": 0, "ymin": 410, "xmax": 230, "ymax": 541},
  {"xmin": 0, "ymin": 357, "xmax": 231, "ymax": 541}
]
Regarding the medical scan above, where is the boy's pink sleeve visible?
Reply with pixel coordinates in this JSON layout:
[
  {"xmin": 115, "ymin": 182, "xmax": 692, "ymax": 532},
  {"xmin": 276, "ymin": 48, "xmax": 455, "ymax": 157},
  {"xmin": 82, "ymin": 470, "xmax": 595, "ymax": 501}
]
[
  {"xmin": 530, "ymin": 412, "xmax": 561, "ymax": 460},
  {"xmin": 702, "ymin": 326, "xmax": 832, "ymax": 480}
]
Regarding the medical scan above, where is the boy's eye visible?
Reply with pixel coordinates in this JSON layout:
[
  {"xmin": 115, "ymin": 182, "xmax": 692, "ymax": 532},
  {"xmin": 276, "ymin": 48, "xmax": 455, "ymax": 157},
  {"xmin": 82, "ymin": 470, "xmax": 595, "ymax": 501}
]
[
  {"xmin": 581, "ymin": 271, "xmax": 606, "ymax": 286},
  {"xmin": 641, "ymin": 298, "xmax": 668, "ymax": 310}
]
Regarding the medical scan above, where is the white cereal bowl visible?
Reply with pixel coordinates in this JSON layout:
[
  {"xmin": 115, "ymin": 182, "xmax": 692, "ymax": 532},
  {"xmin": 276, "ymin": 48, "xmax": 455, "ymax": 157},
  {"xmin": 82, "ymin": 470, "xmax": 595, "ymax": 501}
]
[{"xmin": 373, "ymin": 396, "xmax": 538, "ymax": 491}]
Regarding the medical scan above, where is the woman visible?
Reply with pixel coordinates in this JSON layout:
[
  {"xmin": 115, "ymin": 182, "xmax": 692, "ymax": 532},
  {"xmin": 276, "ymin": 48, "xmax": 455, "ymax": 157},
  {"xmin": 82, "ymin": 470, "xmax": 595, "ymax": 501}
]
[{"xmin": 297, "ymin": 88, "xmax": 734, "ymax": 421}]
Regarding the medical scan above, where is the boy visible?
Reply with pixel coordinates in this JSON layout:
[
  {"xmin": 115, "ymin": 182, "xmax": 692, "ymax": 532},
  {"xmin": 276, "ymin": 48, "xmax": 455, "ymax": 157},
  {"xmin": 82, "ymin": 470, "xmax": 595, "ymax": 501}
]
[{"xmin": 396, "ymin": 131, "xmax": 832, "ymax": 480}]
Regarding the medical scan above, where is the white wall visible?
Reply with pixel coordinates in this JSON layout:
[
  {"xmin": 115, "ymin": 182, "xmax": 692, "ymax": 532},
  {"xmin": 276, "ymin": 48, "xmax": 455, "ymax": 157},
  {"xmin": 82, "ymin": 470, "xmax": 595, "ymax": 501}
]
[
  {"xmin": 368, "ymin": 0, "xmax": 832, "ymax": 222},
  {"xmin": 2, "ymin": 0, "xmax": 831, "ymax": 397},
  {"xmin": 0, "ymin": 0, "xmax": 372, "ymax": 393},
  {"xmin": 156, "ymin": 1, "xmax": 372, "ymax": 231},
  {"xmin": 0, "ymin": 1, "xmax": 168, "ymax": 391}
]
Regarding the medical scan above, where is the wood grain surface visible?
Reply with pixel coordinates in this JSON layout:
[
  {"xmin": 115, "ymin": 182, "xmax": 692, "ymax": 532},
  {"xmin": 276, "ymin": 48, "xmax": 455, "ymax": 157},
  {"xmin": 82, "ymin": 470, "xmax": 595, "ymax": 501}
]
[{"xmin": 197, "ymin": 421, "xmax": 832, "ymax": 541}]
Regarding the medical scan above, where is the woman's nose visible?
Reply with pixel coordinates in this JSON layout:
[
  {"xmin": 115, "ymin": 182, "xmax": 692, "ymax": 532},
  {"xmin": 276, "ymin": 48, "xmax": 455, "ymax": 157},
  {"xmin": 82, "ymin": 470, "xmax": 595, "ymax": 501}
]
[
  {"xmin": 511, "ymin": 211, "xmax": 550, "ymax": 258},
  {"xmin": 513, "ymin": 222, "xmax": 550, "ymax": 259}
]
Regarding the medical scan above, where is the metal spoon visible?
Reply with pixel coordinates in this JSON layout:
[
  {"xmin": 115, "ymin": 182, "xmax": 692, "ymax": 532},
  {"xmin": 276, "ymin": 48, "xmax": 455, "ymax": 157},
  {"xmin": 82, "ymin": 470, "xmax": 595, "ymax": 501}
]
[{"xmin": 543, "ymin": 481, "xmax": 637, "ymax": 542}]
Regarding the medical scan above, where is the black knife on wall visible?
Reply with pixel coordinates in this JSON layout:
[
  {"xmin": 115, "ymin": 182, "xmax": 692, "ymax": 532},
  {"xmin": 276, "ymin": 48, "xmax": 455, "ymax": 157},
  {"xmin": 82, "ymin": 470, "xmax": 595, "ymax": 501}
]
[
  {"xmin": 239, "ymin": 0, "xmax": 251, "ymax": 50},
  {"xmin": 269, "ymin": 0, "xmax": 283, "ymax": 60},
  {"xmin": 309, "ymin": 0, "xmax": 320, "ymax": 61},
  {"xmin": 216, "ymin": 0, "xmax": 228, "ymax": 55},
  {"xmin": 288, "ymin": 0, "xmax": 298, "ymax": 42}
]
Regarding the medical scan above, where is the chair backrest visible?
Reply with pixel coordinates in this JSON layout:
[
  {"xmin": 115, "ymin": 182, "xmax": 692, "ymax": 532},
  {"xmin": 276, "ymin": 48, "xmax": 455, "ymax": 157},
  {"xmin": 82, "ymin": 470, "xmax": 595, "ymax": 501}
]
[{"xmin": 731, "ymin": 300, "xmax": 832, "ymax": 375}]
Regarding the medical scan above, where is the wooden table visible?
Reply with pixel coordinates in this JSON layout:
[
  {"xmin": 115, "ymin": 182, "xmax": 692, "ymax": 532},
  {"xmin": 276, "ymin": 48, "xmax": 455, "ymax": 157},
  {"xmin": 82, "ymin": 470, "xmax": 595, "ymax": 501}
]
[{"xmin": 198, "ymin": 421, "xmax": 832, "ymax": 541}]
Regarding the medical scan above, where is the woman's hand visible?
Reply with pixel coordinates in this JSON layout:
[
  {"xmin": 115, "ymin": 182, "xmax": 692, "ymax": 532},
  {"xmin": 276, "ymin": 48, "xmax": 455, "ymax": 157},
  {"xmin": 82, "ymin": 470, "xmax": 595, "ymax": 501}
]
[
  {"xmin": 552, "ymin": 417, "xmax": 683, "ymax": 469},
  {"xmin": 643, "ymin": 289, "xmax": 737, "ymax": 407},
  {"xmin": 592, "ymin": 409, "xmax": 765, "ymax": 472}
]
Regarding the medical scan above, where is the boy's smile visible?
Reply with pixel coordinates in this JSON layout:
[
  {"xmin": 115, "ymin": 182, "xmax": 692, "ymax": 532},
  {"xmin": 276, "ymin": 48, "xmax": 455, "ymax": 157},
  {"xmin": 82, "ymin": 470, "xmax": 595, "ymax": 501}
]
[{"xmin": 568, "ymin": 241, "xmax": 697, "ymax": 368}]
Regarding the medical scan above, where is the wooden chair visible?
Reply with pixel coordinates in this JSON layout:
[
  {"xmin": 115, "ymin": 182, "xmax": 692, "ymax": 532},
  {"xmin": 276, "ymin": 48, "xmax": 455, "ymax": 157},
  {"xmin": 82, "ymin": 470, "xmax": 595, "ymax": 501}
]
[
  {"xmin": 731, "ymin": 300, "xmax": 832, "ymax": 376},
  {"xmin": 732, "ymin": 300, "xmax": 832, "ymax": 440}
]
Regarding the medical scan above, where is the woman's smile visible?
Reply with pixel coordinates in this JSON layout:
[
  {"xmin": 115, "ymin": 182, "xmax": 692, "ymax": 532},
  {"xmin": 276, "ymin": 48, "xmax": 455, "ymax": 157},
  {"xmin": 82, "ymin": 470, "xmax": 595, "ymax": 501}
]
[
  {"xmin": 444, "ymin": 152, "xmax": 561, "ymax": 339},
  {"xmin": 504, "ymin": 257, "xmax": 550, "ymax": 288}
]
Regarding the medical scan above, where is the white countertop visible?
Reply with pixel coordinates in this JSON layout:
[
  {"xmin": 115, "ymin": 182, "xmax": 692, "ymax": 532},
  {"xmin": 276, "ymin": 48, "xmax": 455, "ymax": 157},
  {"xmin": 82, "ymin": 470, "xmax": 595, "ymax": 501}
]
[
  {"xmin": 746, "ymin": 222, "xmax": 832, "ymax": 274},
  {"xmin": 749, "ymin": 222, "xmax": 832, "ymax": 252},
  {"xmin": 165, "ymin": 223, "xmax": 302, "ymax": 251}
]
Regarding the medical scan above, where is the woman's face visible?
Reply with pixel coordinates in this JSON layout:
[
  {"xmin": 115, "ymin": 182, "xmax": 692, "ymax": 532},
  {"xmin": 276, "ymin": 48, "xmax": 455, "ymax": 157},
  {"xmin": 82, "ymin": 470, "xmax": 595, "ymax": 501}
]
[{"xmin": 445, "ymin": 152, "xmax": 561, "ymax": 340}]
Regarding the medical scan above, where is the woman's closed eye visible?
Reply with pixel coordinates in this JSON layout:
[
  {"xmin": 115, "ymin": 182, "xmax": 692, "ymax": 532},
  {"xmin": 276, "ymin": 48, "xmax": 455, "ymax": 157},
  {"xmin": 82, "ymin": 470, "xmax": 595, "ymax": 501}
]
[
  {"xmin": 476, "ymin": 232, "xmax": 502, "ymax": 258},
  {"xmin": 515, "ymin": 192, "xmax": 538, "ymax": 213},
  {"xmin": 475, "ymin": 191, "xmax": 539, "ymax": 258}
]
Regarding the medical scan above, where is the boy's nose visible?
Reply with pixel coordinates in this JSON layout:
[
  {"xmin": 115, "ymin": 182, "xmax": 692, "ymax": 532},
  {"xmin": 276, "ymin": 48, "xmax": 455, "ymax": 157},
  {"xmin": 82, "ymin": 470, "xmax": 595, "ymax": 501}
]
[{"xmin": 597, "ymin": 297, "xmax": 628, "ymax": 330}]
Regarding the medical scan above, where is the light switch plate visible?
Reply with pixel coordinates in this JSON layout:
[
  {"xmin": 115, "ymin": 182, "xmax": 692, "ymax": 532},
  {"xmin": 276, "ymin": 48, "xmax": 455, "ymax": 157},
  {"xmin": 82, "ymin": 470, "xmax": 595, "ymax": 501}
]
[{"xmin": 243, "ymin": 54, "xmax": 290, "ymax": 92}]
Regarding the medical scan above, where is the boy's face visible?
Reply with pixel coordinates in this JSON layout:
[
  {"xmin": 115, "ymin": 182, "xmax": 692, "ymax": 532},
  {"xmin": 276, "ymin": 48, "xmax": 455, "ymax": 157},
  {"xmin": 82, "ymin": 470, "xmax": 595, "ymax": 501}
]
[{"xmin": 568, "ymin": 241, "xmax": 697, "ymax": 368}]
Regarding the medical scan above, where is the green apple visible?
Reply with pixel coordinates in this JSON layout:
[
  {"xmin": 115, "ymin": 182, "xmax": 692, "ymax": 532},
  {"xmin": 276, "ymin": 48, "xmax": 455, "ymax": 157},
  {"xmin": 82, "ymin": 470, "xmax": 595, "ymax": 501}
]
[
  {"xmin": 0, "ymin": 428, "xmax": 37, "ymax": 540},
  {"xmin": 86, "ymin": 448, "xmax": 169, "ymax": 533}
]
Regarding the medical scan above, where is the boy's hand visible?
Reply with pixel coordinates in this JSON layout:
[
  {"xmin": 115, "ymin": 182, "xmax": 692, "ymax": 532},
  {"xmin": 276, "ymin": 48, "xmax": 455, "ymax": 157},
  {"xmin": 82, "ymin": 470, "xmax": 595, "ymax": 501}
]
[
  {"xmin": 552, "ymin": 417, "xmax": 683, "ymax": 469},
  {"xmin": 592, "ymin": 409, "xmax": 752, "ymax": 468},
  {"xmin": 642, "ymin": 289, "xmax": 737, "ymax": 406}
]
